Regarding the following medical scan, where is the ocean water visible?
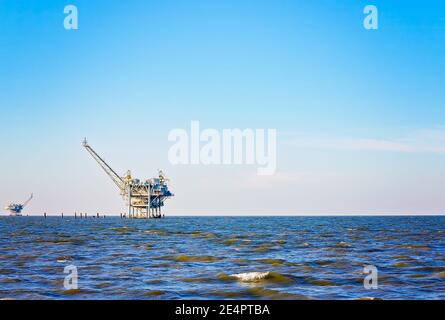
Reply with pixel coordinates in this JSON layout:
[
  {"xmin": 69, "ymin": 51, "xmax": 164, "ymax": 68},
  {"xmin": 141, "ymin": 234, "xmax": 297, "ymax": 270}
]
[{"xmin": 0, "ymin": 216, "xmax": 444, "ymax": 300}]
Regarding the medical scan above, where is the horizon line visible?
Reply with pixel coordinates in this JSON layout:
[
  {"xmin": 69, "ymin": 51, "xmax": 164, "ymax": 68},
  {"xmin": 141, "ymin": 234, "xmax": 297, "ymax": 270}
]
[{"xmin": 3, "ymin": 213, "xmax": 445, "ymax": 217}]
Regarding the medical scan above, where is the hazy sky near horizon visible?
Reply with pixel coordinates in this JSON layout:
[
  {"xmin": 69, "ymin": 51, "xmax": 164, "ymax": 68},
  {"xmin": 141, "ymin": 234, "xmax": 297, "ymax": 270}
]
[{"xmin": 1, "ymin": 0, "xmax": 444, "ymax": 215}]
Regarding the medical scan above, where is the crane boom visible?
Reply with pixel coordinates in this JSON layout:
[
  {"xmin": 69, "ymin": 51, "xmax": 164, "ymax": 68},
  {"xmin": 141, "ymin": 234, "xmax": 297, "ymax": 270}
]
[
  {"xmin": 82, "ymin": 138, "xmax": 126, "ymax": 192},
  {"xmin": 23, "ymin": 193, "xmax": 33, "ymax": 207}
]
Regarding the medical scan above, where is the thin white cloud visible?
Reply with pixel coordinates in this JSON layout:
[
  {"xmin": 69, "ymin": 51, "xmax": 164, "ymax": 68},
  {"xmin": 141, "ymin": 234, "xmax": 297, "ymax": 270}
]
[{"xmin": 288, "ymin": 128, "xmax": 445, "ymax": 154}]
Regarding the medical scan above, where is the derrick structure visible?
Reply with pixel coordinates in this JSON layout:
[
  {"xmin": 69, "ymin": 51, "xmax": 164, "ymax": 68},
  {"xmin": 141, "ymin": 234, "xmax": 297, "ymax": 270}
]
[{"xmin": 83, "ymin": 139, "xmax": 173, "ymax": 218}]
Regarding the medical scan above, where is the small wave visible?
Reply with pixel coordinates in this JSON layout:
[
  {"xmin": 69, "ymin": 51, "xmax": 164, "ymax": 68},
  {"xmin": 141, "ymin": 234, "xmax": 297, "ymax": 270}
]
[
  {"xmin": 366, "ymin": 248, "xmax": 384, "ymax": 253},
  {"xmin": 435, "ymin": 271, "xmax": 445, "ymax": 278},
  {"xmin": 247, "ymin": 287, "xmax": 310, "ymax": 300},
  {"xmin": 130, "ymin": 267, "xmax": 145, "ymax": 272},
  {"xmin": 152, "ymin": 262, "xmax": 175, "ymax": 268},
  {"xmin": 11, "ymin": 231, "xmax": 29, "ymax": 237},
  {"xmin": 36, "ymin": 238, "xmax": 85, "ymax": 245},
  {"xmin": 229, "ymin": 234, "xmax": 250, "ymax": 239},
  {"xmin": 257, "ymin": 258, "xmax": 286, "ymax": 266},
  {"xmin": 0, "ymin": 254, "xmax": 15, "ymax": 260},
  {"xmin": 111, "ymin": 226, "xmax": 138, "ymax": 233},
  {"xmin": 409, "ymin": 274, "xmax": 429, "ymax": 278},
  {"xmin": 191, "ymin": 231, "xmax": 216, "ymax": 238},
  {"xmin": 0, "ymin": 278, "xmax": 21, "ymax": 284},
  {"xmin": 308, "ymin": 279, "xmax": 335, "ymax": 286},
  {"xmin": 181, "ymin": 277, "xmax": 212, "ymax": 283},
  {"xmin": 232, "ymin": 258, "xmax": 249, "ymax": 265},
  {"xmin": 414, "ymin": 266, "xmax": 445, "ymax": 273},
  {"xmin": 56, "ymin": 256, "xmax": 72, "ymax": 263},
  {"xmin": 174, "ymin": 255, "xmax": 221, "ymax": 262},
  {"xmin": 392, "ymin": 262, "xmax": 410, "ymax": 268},
  {"xmin": 18, "ymin": 255, "xmax": 38, "ymax": 262},
  {"xmin": 399, "ymin": 244, "xmax": 430, "ymax": 250},
  {"xmin": 212, "ymin": 287, "xmax": 309, "ymax": 299},
  {"xmin": 219, "ymin": 271, "xmax": 294, "ymax": 284},
  {"xmin": 314, "ymin": 260, "xmax": 335, "ymax": 266},
  {"xmin": 144, "ymin": 229, "xmax": 168, "ymax": 236},
  {"xmin": 253, "ymin": 244, "xmax": 275, "ymax": 252},
  {"xmin": 210, "ymin": 290, "xmax": 243, "ymax": 298},
  {"xmin": 59, "ymin": 289, "xmax": 93, "ymax": 296},
  {"xmin": 222, "ymin": 239, "xmax": 237, "ymax": 245},
  {"xmin": 394, "ymin": 255, "xmax": 412, "ymax": 260},
  {"xmin": 96, "ymin": 282, "xmax": 113, "ymax": 288},
  {"xmin": 145, "ymin": 290, "xmax": 165, "ymax": 296},
  {"xmin": 0, "ymin": 268, "xmax": 14, "ymax": 275},
  {"xmin": 335, "ymin": 241, "xmax": 352, "ymax": 248}
]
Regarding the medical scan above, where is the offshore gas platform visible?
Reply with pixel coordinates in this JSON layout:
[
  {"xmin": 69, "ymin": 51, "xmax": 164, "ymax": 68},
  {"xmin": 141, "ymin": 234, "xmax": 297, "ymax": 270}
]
[
  {"xmin": 4, "ymin": 194, "xmax": 33, "ymax": 216},
  {"xmin": 82, "ymin": 139, "xmax": 173, "ymax": 218}
]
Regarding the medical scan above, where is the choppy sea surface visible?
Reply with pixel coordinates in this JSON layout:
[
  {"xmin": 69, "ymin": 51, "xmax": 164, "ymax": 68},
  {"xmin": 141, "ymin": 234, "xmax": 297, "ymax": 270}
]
[{"xmin": 0, "ymin": 216, "xmax": 444, "ymax": 300}]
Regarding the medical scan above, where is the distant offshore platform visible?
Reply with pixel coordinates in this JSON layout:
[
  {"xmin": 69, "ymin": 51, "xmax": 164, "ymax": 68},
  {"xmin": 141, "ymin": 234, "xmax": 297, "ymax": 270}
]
[
  {"xmin": 4, "ymin": 194, "xmax": 33, "ymax": 216},
  {"xmin": 82, "ymin": 139, "xmax": 174, "ymax": 219}
]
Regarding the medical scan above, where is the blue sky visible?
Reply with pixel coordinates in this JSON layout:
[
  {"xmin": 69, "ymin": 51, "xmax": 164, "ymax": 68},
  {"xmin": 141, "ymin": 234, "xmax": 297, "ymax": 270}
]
[{"xmin": 1, "ymin": 0, "xmax": 444, "ymax": 215}]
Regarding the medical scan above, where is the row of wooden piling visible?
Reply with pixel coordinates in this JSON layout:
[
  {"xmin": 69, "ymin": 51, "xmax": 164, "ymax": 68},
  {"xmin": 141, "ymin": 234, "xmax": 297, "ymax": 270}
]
[
  {"xmin": 41, "ymin": 212, "xmax": 153, "ymax": 218},
  {"xmin": 42, "ymin": 212, "xmax": 107, "ymax": 218}
]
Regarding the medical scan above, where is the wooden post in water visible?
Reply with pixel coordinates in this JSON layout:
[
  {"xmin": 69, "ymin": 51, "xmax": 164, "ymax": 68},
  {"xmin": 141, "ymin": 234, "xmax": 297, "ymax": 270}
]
[
  {"xmin": 61, "ymin": 212, "xmax": 64, "ymax": 219},
  {"xmin": 44, "ymin": 212, "xmax": 47, "ymax": 218}
]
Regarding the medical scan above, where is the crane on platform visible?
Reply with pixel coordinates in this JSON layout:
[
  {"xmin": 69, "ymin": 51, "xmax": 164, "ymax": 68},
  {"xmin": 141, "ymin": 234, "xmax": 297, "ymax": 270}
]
[
  {"xmin": 82, "ymin": 138, "xmax": 173, "ymax": 218},
  {"xmin": 5, "ymin": 193, "xmax": 33, "ymax": 216}
]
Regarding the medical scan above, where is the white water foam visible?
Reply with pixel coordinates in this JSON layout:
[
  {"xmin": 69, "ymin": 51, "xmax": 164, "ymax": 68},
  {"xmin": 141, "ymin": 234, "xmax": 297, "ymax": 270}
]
[{"xmin": 230, "ymin": 272, "xmax": 270, "ymax": 282}]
